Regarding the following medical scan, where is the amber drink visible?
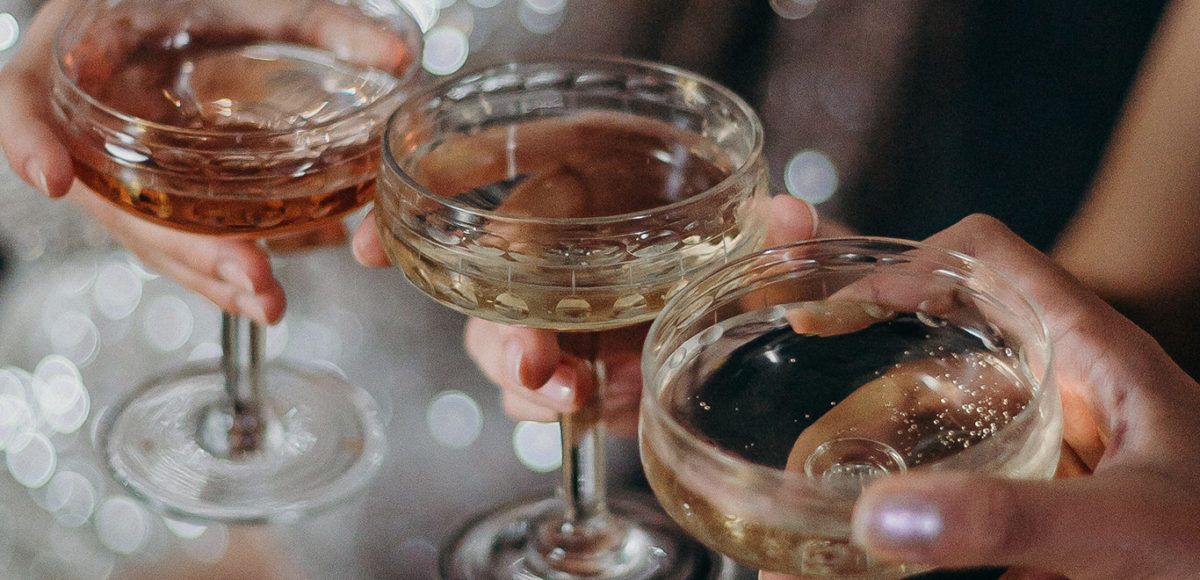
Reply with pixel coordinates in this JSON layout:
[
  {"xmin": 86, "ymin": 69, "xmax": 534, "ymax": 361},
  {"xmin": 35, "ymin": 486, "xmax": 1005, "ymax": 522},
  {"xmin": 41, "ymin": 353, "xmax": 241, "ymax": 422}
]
[{"xmin": 51, "ymin": 0, "xmax": 420, "ymax": 522}]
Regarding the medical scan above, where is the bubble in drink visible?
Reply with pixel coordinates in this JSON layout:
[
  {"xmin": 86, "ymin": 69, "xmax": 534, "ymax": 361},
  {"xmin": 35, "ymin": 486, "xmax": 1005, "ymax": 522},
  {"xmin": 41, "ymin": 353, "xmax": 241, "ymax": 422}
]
[
  {"xmin": 643, "ymin": 301, "xmax": 1058, "ymax": 576},
  {"xmin": 377, "ymin": 111, "xmax": 766, "ymax": 330}
]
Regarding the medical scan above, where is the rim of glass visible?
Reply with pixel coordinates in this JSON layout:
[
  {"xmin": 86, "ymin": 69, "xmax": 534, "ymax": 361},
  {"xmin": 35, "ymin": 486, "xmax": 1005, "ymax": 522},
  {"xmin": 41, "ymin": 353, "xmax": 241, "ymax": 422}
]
[
  {"xmin": 52, "ymin": 0, "xmax": 422, "ymax": 140},
  {"xmin": 640, "ymin": 235, "xmax": 1054, "ymax": 488},
  {"xmin": 379, "ymin": 56, "xmax": 765, "ymax": 227}
]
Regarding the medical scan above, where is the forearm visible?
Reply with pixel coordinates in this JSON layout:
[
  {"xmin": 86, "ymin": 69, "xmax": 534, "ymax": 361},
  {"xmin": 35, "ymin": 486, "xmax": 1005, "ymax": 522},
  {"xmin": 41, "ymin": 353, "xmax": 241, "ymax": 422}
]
[{"xmin": 1052, "ymin": 0, "xmax": 1200, "ymax": 374}]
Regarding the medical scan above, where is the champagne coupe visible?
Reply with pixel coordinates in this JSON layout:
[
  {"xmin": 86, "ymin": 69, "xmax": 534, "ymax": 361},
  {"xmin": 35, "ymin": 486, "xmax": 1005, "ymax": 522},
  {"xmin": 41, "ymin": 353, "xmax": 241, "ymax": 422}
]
[
  {"xmin": 641, "ymin": 238, "xmax": 1062, "ymax": 578},
  {"xmin": 51, "ymin": 0, "xmax": 421, "ymax": 521},
  {"xmin": 375, "ymin": 59, "xmax": 770, "ymax": 578}
]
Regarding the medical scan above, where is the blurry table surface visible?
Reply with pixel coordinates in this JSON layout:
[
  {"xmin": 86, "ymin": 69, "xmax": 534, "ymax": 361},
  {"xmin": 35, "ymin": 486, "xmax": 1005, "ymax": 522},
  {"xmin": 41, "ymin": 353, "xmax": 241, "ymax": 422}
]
[{"xmin": 0, "ymin": 173, "xmax": 668, "ymax": 579}]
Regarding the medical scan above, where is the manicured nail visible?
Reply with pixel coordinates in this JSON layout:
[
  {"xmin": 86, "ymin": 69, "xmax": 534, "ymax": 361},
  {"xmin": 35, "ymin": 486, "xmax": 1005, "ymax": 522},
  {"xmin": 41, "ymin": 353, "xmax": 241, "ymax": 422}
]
[
  {"xmin": 235, "ymin": 294, "xmax": 269, "ymax": 325},
  {"xmin": 853, "ymin": 493, "xmax": 944, "ymax": 561},
  {"xmin": 25, "ymin": 160, "xmax": 49, "ymax": 196},
  {"xmin": 504, "ymin": 339, "xmax": 527, "ymax": 388},
  {"xmin": 805, "ymin": 198, "xmax": 821, "ymax": 235},
  {"xmin": 218, "ymin": 261, "xmax": 255, "ymax": 292},
  {"xmin": 536, "ymin": 366, "xmax": 575, "ymax": 406}
]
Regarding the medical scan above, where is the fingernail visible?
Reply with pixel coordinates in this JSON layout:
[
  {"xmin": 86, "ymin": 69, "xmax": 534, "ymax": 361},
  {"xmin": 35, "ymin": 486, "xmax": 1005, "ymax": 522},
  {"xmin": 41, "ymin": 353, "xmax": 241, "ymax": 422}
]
[
  {"xmin": 804, "ymin": 198, "xmax": 821, "ymax": 235},
  {"xmin": 235, "ymin": 294, "xmax": 269, "ymax": 324},
  {"xmin": 536, "ymin": 366, "xmax": 575, "ymax": 406},
  {"xmin": 25, "ymin": 160, "xmax": 49, "ymax": 196},
  {"xmin": 853, "ymin": 493, "xmax": 944, "ymax": 560},
  {"xmin": 218, "ymin": 262, "xmax": 256, "ymax": 292},
  {"xmin": 504, "ymin": 339, "xmax": 528, "ymax": 388}
]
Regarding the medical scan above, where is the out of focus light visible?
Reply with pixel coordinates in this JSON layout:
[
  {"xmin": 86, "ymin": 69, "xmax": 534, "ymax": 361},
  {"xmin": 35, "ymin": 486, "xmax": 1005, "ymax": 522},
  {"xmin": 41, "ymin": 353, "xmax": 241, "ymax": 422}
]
[
  {"xmin": 426, "ymin": 390, "xmax": 483, "ymax": 449},
  {"xmin": 770, "ymin": 0, "xmax": 819, "ymax": 19},
  {"xmin": 93, "ymin": 262, "xmax": 143, "ymax": 320},
  {"xmin": 523, "ymin": 0, "xmax": 564, "ymax": 13},
  {"xmin": 784, "ymin": 149, "xmax": 839, "ymax": 204},
  {"xmin": 48, "ymin": 311, "xmax": 100, "ymax": 366},
  {"xmin": 512, "ymin": 421, "xmax": 561, "ymax": 473},
  {"xmin": 0, "ymin": 14, "xmax": 18, "ymax": 52},
  {"xmin": 45, "ymin": 471, "xmax": 97, "ymax": 527},
  {"xmin": 33, "ymin": 356, "xmax": 83, "ymax": 415},
  {"xmin": 0, "ymin": 368, "xmax": 25, "ymax": 399},
  {"xmin": 0, "ymin": 395, "xmax": 34, "ymax": 451},
  {"xmin": 95, "ymin": 497, "xmax": 149, "ymax": 555},
  {"xmin": 397, "ymin": 0, "xmax": 442, "ymax": 32},
  {"xmin": 422, "ymin": 26, "xmax": 469, "ymax": 75},
  {"xmin": 467, "ymin": 0, "xmax": 505, "ymax": 8},
  {"xmin": 518, "ymin": 0, "xmax": 565, "ymax": 34},
  {"xmin": 163, "ymin": 516, "xmax": 208, "ymax": 540},
  {"xmin": 142, "ymin": 295, "xmax": 194, "ymax": 352},
  {"xmin": 7, "ymin": 433, "xmax": 56, "ymax": 488}
]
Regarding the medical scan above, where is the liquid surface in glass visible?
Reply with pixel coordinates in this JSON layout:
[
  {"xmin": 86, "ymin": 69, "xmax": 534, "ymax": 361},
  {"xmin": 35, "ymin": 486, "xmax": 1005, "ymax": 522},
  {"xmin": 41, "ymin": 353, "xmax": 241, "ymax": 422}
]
[
  {"xmin": 414, "ymin": 112, "xmax": 731, "ymax": 218},
  {"xmin": 669, "ymin": 306, "xmax": 1032, "ymax": 470},
  {"xmin": 644, "ymin": 301, "xmax": 1054, "ymax": 575},
  {"xmin": 380, "ymin": 111, "xmax": 758, "ymax": 331},
  {"xmin": 62, "ymin": 35, "xmax": 399, "ymax": 236}
]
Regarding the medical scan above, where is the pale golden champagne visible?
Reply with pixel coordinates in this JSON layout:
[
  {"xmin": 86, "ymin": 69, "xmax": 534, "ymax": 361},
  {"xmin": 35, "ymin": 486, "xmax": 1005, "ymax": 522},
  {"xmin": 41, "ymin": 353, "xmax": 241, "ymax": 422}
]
[{"xmin": 378, "ymin": 112, "xmax": 765, "ymax": 331}]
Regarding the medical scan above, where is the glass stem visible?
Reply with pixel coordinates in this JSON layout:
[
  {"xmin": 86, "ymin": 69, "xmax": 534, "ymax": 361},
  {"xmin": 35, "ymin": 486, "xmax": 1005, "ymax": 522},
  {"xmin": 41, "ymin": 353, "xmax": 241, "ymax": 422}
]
[
  {"xmin": 558, "ymin": 332, "xmax": 607, "ymax": 526},
  {"xmin": 219, "ymin": 312, "xmax": 265, "ymax": 456},
  {"xmin": 528, "ymin": 331, "xmax": 644, "ymax": 576}
]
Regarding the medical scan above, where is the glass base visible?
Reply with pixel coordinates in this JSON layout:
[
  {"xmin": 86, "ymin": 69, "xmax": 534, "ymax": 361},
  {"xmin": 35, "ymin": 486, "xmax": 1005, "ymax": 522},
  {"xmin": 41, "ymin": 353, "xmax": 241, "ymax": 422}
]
[
  {"xmin": 102, "ymin": 363, "xmax": 385, "ymax": 523},
  {"xmin": 440, "ymin": 495, "xmax": 734, "ymax": 580}
]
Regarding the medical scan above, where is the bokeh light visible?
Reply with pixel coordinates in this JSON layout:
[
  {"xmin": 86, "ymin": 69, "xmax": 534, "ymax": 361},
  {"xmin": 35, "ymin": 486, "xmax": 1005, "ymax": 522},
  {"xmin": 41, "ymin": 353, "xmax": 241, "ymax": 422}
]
[
  {"xmin": 44, "ymin": 471, "xmax": 97, "ymax": 527},
  {"xmin": 784, "ymin": 149, "xmax": 839, "ymax": 203},
  {"xmin": 163, "ymin": 516, "xmax": 208, "ymax": 540},
  {"xmin": 517, "ymin": 0, "xmax": 565, "ymax": 34},
  {"xmin": 770, "ymin": 0, "xmax": 819, "ymax": 19},
  {"xmin": 142, "ymin": 295, "xmax": 194, "ymax": 352},
  {"xmin": 512, "ymin": 420, "xmax": 561, "ymax": 472},
  {"xmin": 94, "ymin": 497, "xmax": 149, "ymax": 555},
  {"xmin": 93, "ymin": 262, "xmax": 143, "ymax": 320},
  {"xmin": 7, "ymin": 433, "xmax": 56, "ymax": 488},
  {"xmin": 0, "ymin": 13, "xmax": 19, "ymax": 52},
  {"xmin": 47, "ymin": 311, "xmax": 100, "ymax": 366},
  {"xmin": 426, "ymin": 390, "xmax": 483, "ymax": 449},
  {"xmin": 422, "ymin": 26, "xmax": 470, "ymax": 75},
  {"xmin": 523, "ymin": 0, "xmax": 564, "ymax": 13}
]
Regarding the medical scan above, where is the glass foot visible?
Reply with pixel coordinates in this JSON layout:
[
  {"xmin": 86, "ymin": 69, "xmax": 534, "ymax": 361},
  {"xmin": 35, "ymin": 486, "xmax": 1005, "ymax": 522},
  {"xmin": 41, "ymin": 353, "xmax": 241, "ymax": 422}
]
[
  {"xmin": 102, "ymin": 363, "xmax": 385, "ymax": 522},
  {"xmin": 440, "ymin": 495, "xmax": 734, "ymax": 579}
]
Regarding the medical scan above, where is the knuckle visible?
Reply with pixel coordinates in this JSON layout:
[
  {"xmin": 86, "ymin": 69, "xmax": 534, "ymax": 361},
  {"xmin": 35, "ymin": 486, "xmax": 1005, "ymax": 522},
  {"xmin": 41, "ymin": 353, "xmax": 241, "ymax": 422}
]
[
  {"xmin": 501, "ymin": 394, "xmax": 552, "ymax": 422},
  {"xmin": 958, "ymin": 213, "xmax": 1008, "ymax": 235},
  {"xmin": 969, "ymin": 479, "xmax": 1027, "ymax": 560},
  {"xmin": 207, "ymin": 286, "xmax": 240, "ymax": 314}
]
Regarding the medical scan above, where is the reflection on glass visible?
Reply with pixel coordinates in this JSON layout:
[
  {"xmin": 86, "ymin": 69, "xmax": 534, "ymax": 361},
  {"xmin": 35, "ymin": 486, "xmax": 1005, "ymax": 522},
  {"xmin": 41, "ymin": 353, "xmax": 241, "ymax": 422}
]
[
  {"xmin": 377, "ymin": 59, "xmax": 769, "ymax": 578},
  {"xmin": 641, "ymin": 238, "xmax": 1062, "ymax": 578},
  {"xmin": 51, "ymin": 0, "xmax": 421, "ymax": 522}
]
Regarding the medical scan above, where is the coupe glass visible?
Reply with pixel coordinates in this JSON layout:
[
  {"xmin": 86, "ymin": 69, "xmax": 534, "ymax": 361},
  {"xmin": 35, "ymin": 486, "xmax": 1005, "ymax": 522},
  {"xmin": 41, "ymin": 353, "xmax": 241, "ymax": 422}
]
[
  {"xmin": 375, "ymin": 59, "xmax": 770, "ymax": 578},
  {"xmin": 641, "ymin": 238, "xmax": 1062, "ymax": 578},
  {"xmin": 51, "ymin": 0, "xmax": 421, "ymax": 521}
]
